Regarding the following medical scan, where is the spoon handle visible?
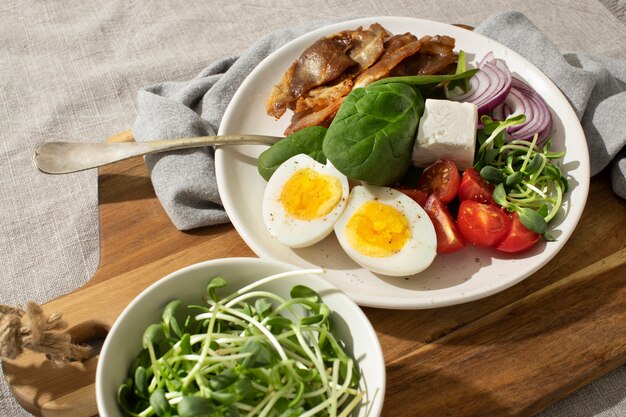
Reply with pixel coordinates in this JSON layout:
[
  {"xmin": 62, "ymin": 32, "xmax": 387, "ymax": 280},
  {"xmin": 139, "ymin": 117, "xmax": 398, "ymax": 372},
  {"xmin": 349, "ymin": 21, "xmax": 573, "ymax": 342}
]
[{"xmin": 33, "ymin": 134, "xmax": 282, "ymax": 174}]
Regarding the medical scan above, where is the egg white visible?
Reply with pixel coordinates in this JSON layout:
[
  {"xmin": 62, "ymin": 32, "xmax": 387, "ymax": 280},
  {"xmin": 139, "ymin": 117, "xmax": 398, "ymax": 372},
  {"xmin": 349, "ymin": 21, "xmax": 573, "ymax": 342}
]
[
  {"xmin": 262, "ymin": 154, "xmax": 350, "ymax": 248},
  {"xmin": 334, "ymin": 185, "xmax": 437, "ymax": 276}
]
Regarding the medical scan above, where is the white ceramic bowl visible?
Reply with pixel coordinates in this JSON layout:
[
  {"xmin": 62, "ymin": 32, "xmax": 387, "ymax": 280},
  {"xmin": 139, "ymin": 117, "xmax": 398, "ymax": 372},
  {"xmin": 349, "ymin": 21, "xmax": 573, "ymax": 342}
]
[{"xmin": 96, "ymin": 257, "xmax": 386, "ymax": 417}]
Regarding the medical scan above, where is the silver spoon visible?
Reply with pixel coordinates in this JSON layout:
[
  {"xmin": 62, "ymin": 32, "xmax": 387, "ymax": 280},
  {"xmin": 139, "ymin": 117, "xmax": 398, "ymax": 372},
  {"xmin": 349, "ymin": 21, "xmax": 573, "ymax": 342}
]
[{"xmin": 33, "ymin": 134, "xmax": 282, "ymax": 174}]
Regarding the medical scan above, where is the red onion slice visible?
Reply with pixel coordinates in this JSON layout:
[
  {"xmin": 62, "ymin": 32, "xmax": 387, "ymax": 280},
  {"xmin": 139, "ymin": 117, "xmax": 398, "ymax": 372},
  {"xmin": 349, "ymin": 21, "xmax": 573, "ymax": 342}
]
[
  {"xmin": 492, "ymin": 77, "xmax": 553, "ymax": 145},
  {"xmin": 479, "ymin": 51, "xmax": 496, "ymax": 66},
  {"xmin": 446, "ymin": 52, "xmax": 512, "ymax": 114}
]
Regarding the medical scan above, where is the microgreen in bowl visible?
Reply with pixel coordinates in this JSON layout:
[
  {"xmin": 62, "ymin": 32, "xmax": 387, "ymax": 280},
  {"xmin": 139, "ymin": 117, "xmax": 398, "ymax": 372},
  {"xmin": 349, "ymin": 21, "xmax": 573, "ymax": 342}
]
[{"xmin": 115, "ymin": 269, "xmax": 366, "ymax": 417}]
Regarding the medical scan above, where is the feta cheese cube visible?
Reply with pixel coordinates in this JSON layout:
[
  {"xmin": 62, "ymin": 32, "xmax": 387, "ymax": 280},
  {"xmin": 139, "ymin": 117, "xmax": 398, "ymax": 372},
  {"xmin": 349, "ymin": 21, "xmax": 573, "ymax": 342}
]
[{"xmin": 411, "ymin": 99, "xmax": 478, "ymax": 171}]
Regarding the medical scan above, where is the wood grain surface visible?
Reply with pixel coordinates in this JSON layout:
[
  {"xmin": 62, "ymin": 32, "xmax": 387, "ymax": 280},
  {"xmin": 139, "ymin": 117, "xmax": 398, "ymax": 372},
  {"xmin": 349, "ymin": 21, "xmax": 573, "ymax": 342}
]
[{"xmin": 2, "ymin": 138, "xmax": 626, "ymax": 416}]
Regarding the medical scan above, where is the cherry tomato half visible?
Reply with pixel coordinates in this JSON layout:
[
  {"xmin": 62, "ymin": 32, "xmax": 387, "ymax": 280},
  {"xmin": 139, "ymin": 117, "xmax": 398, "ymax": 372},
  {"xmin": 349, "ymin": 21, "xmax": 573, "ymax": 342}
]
[
  {"xmin": 496, "ymin": 212, "xmax": 541, "ymax": 253},
  {"xmin": 457, "ymin": 200, "xmax": 511, "ymax": 247},
  {"xmin": 458, "ymin": 167, "xmax": 494, "ymax": 204},
  {"xmin": 416, "ymin": 160, "xmax": 460, "ymax": 205},
  {"xmin": 393, "ymin": 186, "xmax": 429, "ymax": 207},
  {"xmin": 423, "ymin": 195, "xmax": 464, "ymax": 253}
]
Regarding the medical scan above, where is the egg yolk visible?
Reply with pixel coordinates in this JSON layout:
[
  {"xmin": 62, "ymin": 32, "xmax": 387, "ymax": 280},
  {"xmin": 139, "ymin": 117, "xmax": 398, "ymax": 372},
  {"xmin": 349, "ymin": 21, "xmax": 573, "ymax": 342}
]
[
  {"xmin": 280, "ymin": 168, "xmax": 343, "ymax": 220},
  {"xmin": 344, "ymin": 201, "xmax": 411, "ymax": 257}
]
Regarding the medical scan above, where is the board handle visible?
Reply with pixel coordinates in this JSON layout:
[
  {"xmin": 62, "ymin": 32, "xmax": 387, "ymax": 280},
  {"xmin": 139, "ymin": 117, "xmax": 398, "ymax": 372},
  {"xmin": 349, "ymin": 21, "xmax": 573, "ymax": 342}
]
[
  {"xmin": 3, "ymin": 308, "xmax": 116, "ymax": 416},
  {"xmin": 40, "ymin": 384, "xmax": 97, "ymax": 417}
]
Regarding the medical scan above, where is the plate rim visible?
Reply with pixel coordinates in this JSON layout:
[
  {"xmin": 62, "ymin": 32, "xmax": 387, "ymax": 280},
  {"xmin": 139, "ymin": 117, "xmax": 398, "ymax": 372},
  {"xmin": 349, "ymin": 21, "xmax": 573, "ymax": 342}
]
[{"xmin": 215, "ymin": 15, "xmax": 590, "ymax": 309}]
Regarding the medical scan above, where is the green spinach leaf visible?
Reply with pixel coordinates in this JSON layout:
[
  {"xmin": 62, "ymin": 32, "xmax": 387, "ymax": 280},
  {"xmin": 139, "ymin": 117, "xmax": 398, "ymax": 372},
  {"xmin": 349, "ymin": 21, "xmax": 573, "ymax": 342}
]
[
  {"xmin": 256, "ymin": 125, "xmax": 327, "ymax": 181},
  {"xmin": 322, "ymin": 82, "xmax": 423, "ymax": 186}
]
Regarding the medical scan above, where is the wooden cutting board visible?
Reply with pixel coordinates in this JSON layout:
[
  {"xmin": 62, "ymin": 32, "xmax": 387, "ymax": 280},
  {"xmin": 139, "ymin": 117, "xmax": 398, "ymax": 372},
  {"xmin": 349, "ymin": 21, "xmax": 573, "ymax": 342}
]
[{"xmin": 3, "ymin": 131, "xmax": 626, "ymax": 417}]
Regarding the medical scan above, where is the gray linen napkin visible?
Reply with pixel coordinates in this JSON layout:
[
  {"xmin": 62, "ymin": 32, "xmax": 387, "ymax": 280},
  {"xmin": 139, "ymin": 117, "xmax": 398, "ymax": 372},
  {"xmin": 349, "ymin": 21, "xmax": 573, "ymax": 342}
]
[{"xmin": 132, "ymin": 11, "xmax": 626, "ymax": 231}]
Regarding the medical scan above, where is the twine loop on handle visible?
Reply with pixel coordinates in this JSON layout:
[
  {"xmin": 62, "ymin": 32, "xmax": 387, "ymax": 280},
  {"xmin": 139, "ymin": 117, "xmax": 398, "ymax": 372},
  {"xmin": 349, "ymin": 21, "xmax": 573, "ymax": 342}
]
[{"xmin": 0, "ymin": 302, "xmax": 91, "ymax": 366}]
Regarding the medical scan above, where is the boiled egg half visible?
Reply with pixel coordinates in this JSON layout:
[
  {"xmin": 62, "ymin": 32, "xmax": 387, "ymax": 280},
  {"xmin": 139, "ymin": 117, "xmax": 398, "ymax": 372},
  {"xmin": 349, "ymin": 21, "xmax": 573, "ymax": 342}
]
[
  {"xmin": 262, "ymin": 154, "xmax": 349, "ymax": 248},
  {"xmin": 334, "ymin": 185, "xmax": 437, "ymax": 276}
]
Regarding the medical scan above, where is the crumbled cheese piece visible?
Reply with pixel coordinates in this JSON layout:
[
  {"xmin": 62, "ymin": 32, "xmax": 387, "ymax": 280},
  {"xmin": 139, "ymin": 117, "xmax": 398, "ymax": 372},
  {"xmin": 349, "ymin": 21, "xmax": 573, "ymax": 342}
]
[{"xmin": 411, "ymin": 99, "xmax": 478, "ymax": 171}]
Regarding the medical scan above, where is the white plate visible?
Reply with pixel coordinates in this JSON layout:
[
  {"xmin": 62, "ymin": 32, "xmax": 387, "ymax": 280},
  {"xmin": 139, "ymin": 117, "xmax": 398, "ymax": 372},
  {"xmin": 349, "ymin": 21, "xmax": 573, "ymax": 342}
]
[{"xmin": 215, "ymin": 16, "xmax": 590, "ymax": 309}]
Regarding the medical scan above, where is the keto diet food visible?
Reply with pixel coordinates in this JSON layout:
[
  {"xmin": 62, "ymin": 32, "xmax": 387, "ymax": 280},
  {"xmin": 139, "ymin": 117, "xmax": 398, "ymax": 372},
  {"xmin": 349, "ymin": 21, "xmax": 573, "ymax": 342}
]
[{"xmin": 258, "ymin": 23, "xmax": 568, "ymax": 277}]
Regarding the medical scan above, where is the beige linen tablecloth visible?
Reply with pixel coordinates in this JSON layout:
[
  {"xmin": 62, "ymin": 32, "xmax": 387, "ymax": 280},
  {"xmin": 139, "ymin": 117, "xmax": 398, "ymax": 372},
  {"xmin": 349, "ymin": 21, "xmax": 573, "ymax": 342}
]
[{"xmin": 1, "ymin": 1, "xmax": 625, "ymax": 416}]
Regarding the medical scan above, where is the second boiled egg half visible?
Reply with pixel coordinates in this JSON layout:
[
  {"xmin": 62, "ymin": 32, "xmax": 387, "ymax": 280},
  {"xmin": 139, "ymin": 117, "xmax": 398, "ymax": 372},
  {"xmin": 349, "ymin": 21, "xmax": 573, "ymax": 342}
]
[
  {"xmin": 262, "ymin": 154, "xmax": 349, "ymax": 248},
  {"xmin": 334, "ymin": 185, "xmax": 437, "ymax": 276}
]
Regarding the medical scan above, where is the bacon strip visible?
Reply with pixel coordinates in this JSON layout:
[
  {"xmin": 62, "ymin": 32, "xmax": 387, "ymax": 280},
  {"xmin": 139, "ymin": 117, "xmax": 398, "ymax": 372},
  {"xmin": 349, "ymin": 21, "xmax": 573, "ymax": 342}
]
[
  {"xmin": 352, "ymin": 33, "xmax": 422, "ymax": 88},
  {"xmin": 266, "ymin": 62, "xmax": 297, "ymax": 119},
  {"xmin": 285, "ymin": 78, "xmax": 353, "ymax": 135},
  {"xmin": 390, "ymin": 35, "xmax": 457, "ymax": 76},
  {"xmin": 291, "ymin": 31, "xmax": 355, "ymax": 96},
  {"xmin": 284, "ymin": 96, "xmax": 346, "ymax": 135},
  {"xmin": 347, "ymin": 23, "xmax": 388, "ymax": 72},
  {"xmin": 294, "ymin": 78, "xmax": 354, "ymax": 115}
]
